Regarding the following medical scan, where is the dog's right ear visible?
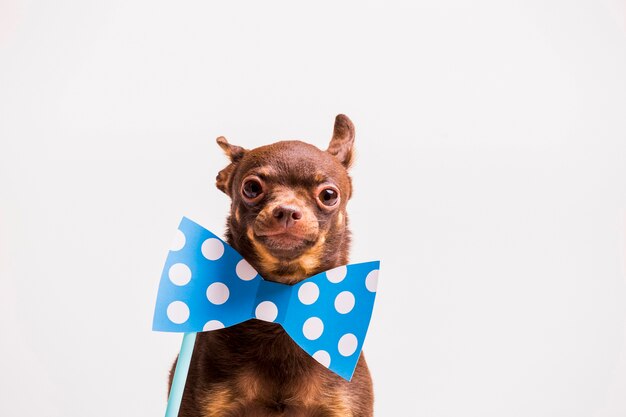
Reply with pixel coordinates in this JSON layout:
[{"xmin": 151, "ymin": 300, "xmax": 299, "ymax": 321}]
[{"xmin": 215, "ymin": 136, "xmax": 247, "ymax": 195}]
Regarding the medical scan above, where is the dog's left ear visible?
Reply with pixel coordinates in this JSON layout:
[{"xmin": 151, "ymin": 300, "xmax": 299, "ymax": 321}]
[
  {"xmin": 326, "ymin": 114, "xmax": 355, "ymax": 169},
  {"xmin": 215, "ymin": 136, "xmax": 247, "ymax": 195}
]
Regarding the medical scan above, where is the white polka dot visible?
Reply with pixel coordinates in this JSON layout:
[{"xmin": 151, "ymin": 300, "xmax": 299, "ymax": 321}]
[
  {"xmin": 298, "ymin": 282, "xmax": 319, "ymax": 305},
  {"xmin": 170, "ymin": 229, "xmax": 186, "ymax": 251},
  {"xmin": 201, "ymin": 238, "xmax": 225, "ymax": 260},
  {"xmin": 206, "ymin": 282, "xmax": 230, "ymax": 305},
  {"xmin": 326, "ymin": 265, "xmax": 347, "ymax": 283},
  {"xmin": 302, "ymin": 317, "xmax": 324, "ymax": 340},
  {"xmin": 312, "ymin": 350, "xmax": 331, "ymax": 368},
  {"xmin": 236, "ymin": 259, "xmax": 258, "ymax": 281},
  {"xmin": 338, "ymin": 333, "xmax": 358, "ymax": 357},
  {"xmin": 255, "ymin": 301, "xmax": 278, "ymax": 322},
  {"xmin": 365, "ymin": 269, "xmax": 379, "ymax": 292},
  {"xmin": 334, "ymin": 291, "xmax": 355, "ymax": 314},
  {"xmin": 203, "ymin": 320, "xmax": 225, "ymax": 331},
  {"xmin": 166, "ymin": 301, "xmax": 190, "ymax": 324},
  {"xmin": 168, "ymin": 263, "xmax": 192, "ymax": 286}
]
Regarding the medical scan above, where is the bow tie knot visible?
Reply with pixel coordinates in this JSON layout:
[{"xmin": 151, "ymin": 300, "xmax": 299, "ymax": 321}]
[{"xmin": 153, "ymin": 217, "xmax": 380, "ymax": 380}]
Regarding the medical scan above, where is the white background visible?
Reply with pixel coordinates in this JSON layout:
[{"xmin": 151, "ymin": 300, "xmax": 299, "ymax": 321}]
[{"xmin": 1, "ymin": 1, "xmax": 626, "ymax": 416}]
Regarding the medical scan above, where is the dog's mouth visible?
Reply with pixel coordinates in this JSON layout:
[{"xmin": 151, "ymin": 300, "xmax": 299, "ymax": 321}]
[{"xmin": 255, "ymin": 230, "xmax": 316, "ymax": 257}]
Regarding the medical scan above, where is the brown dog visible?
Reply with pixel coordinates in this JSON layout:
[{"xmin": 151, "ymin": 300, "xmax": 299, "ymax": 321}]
[{"xmin": 169, "ymin": 115, "xmax": 373, "ymax": 416}]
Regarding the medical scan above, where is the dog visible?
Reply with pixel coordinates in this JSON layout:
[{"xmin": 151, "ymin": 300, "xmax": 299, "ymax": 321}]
[{"xmin": 169, "ymin": 114, "xmax": 374, "ymax": 416}]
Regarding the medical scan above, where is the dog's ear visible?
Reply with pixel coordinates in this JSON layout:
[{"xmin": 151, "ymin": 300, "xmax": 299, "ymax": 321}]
[
  {"xmin": 215, "ymin": 136, "xmax": 247, "ymax": 195},
  {"xmin": 217, "ymin": 136, "xmax": 246, "ymax": 162},
  {"xmin": 326, "ymin": 114, "xmax": 355, "ymax": 168}
]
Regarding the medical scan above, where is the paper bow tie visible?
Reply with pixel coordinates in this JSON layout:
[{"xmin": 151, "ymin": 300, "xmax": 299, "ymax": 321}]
[{"xmin": 153, "ymin": 217, "xmax": 380, "ymax": 380}]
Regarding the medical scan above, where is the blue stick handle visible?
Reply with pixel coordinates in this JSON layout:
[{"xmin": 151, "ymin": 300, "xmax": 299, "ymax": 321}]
[{"xmin": 165, "ymin": 332, "xmax": 197, "ymax": 417}]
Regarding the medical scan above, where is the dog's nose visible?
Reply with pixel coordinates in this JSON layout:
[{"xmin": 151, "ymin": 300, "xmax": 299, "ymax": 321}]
[{"xmin": 272, "ymin": 205, "xmax": 303, "ymax": 228}]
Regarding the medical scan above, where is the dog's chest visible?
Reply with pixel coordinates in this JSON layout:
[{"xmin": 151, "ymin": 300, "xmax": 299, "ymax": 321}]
[{"xmin": 191, "ymin": 325, "xmax": 345, "ymax": 415}]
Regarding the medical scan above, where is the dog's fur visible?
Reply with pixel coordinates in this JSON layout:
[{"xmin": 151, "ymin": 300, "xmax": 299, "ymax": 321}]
[{"xmin": 169, "ymin": 115, "xmax": 373, "ymax": 416}]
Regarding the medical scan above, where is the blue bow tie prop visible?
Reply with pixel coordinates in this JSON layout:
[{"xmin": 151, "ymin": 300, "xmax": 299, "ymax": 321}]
[{"xmin": 153, "ymin": 217, "xmax": 380, "ymax": 382}]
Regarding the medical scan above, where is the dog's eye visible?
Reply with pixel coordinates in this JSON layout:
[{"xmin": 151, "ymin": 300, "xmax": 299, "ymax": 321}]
[
  {"xmin": 242, "ymin": 177, "xmax": 264, "ymax": 201},
  {"xmin": 318, "ymin": 188, "xmax": 339, "ymax": 207}
]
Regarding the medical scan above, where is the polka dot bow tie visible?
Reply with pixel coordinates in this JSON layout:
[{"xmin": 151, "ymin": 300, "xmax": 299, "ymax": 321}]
[{"xmin": 153, "ymin": 217, "xmax": 380, "ymax": 381}]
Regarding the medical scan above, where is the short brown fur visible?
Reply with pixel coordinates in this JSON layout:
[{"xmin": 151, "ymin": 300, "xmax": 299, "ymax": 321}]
[{"xmin": 169, "ymin": 115, "xmax": 373, "ymax": 416}]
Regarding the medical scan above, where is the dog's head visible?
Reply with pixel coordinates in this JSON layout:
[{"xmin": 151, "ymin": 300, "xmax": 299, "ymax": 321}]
[{"xmin": 215, "ymin": 115, "xmax": 355, "ymax": 284}]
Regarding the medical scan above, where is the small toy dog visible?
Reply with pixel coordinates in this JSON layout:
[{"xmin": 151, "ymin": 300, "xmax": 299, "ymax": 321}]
[{"xmin": 170, "ymin": 115, "xmax": 373, "ymax": 416}]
